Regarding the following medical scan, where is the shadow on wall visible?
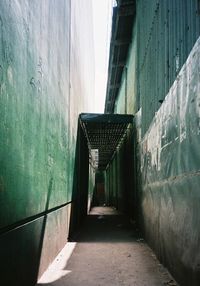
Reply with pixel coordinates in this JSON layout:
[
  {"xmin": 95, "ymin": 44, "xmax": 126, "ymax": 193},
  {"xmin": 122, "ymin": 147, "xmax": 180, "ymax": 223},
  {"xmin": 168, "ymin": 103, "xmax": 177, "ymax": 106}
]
[
  {"xmin": 68, "ymin": 120, "xmax": 89, "ymax": 240},
  {"xmin": 0, "ymin": 175, "xmax": 54, "ymax": 286},
  {"xmin": 105, "ymin": 126, "xmax": 136, "ymax": 219},
  {"xmin": 37, "ymin": 121, "xmax": 90, "ymax": 286},
  {"xmin": 0, "ymin": 121, "xmax": 89, "ymax": 286},
  {"xmin": 91, "ymin": 171, "xmax": 105, "ymax": 207}
]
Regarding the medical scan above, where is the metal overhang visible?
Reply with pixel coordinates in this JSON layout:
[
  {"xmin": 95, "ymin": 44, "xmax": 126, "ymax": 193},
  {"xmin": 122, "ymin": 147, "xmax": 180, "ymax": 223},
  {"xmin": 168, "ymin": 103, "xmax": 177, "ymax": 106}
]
[{"xmin": 80, "ymin": 113, "xmax": 133, "ymax": 171}]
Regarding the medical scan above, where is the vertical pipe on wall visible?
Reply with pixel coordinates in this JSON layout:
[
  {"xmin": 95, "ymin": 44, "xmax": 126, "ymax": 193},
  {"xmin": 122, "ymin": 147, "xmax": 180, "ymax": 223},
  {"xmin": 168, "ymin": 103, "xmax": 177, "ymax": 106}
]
[
  {"xmin": 125, "ymin": 66, "xmax": 128, "ymax": 114},
  {"xmin": 68, "ymin": 0, "xmax": 72, "ymax": 197}
]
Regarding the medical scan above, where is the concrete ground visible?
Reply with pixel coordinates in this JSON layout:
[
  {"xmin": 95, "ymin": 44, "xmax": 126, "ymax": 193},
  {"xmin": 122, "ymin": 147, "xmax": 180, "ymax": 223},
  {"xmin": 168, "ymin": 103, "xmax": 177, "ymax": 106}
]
[{"xmin": 37, "ymin": 207, "xmax": 178, "ymax": 286}]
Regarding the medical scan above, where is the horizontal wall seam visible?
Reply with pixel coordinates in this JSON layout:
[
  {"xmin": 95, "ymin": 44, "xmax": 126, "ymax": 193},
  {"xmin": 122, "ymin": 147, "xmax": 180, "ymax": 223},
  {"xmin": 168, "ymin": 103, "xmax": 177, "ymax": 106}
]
[
  {"xmin": 143, "ymin": 170, "xmax": 200, "ymax": 190},
  {"xmin": 0, "ymin": 201, "xmax": 72, "ymax": 236}
]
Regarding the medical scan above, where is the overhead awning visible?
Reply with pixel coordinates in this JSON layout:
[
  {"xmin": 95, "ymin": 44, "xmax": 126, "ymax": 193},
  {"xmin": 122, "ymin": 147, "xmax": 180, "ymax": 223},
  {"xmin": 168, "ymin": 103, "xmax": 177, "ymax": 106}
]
[
  {"xmin": 105, "ymin": 0, "xmax": 135, "ymax": 114},
  {"xmin": 80, "ymin": 113, "xmax": 133, "ymax": 171}
]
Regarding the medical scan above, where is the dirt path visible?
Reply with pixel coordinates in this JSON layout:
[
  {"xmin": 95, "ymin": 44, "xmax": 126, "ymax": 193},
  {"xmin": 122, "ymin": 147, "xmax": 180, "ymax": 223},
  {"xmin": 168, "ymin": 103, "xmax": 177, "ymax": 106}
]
[{"xmin": 37, "ymin": 207, "xmax": 177, "ymax": 286}]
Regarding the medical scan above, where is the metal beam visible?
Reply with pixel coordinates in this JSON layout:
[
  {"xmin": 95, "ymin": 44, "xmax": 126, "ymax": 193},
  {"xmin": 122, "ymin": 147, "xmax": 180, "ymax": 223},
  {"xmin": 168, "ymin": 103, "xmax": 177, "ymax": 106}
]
[
  {"xmin": 80, "ymin": 113, "xmax": 133, "ymax": 124},
  {"xmin": 79, "ymin": 113, "xmax": 133, "ymax": 170}
]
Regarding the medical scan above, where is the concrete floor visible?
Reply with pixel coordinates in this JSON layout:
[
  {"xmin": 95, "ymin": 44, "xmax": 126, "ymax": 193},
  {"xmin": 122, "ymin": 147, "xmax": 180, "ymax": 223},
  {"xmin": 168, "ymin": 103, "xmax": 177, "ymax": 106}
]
[{"xmin": 37, "ymin": 207, "xmax": 177, "ymax": 286}]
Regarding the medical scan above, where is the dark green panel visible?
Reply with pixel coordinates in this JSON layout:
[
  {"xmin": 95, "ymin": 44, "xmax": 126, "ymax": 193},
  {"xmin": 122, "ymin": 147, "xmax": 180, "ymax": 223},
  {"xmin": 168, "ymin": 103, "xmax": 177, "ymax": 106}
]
[
  {"xmin": 136, "ymin": 0, "xmax": 200, "ymax": 135},
  {"xmin": 69, "ymin": 123, "xmax": 89, "ymax": 236},
  {"xmin": 137, "ymin": 36, "xmax": 200, "ymax": 285},
  {"xmin": 105, "ymin": 128, "xmax": 135, "ymax": 217},
  {"xmin": 0, "ymin": 204, "xmax": 71, "ymax": 286},
  {"xmin": 0, "ymin": 217, "xmax": 44, "ymax": 286}
]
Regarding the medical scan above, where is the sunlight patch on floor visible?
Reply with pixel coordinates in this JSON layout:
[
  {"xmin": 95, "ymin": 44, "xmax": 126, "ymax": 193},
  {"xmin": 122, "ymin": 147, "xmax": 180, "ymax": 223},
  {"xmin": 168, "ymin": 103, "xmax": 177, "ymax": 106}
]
[{"xmin": 37, "ymin": 242, "xmax": 76, "ymax": 284}]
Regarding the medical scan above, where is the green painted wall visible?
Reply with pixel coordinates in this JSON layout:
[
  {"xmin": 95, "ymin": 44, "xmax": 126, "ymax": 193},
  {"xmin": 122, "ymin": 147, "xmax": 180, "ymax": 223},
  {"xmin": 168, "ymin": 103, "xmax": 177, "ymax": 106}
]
[
  {"xmin": 0, "ymin": 0, "xmax": 71, "ymax": 227},
  {"xmin": 107, "ymin": 1, "xmax": 200, "ymax": 285},
  {"xmin": 105, "ymin": 128, "xmax": 135, "ymax": 217},
  {"xmin": 0, "ymin": 1, "xmax": 95, "ymax": 285}
]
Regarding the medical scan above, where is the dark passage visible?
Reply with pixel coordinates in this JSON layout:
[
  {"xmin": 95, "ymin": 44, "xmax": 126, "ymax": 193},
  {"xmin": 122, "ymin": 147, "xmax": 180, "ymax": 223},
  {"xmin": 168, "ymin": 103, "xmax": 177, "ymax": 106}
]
[{"xmin": 37, "ymin": 207, "xmax": 177, "ymax": 286}]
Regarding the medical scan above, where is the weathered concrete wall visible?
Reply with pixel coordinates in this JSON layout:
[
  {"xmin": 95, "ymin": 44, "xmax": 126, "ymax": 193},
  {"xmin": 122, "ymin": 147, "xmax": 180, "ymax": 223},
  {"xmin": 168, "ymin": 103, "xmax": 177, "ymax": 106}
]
[
  {"xmin": 0, "ymin": 1, "xmax": 94, "ymax": 285},
  {"xmin": 107, "ymin": 1, "xmax": 200, "ymax": 285}
]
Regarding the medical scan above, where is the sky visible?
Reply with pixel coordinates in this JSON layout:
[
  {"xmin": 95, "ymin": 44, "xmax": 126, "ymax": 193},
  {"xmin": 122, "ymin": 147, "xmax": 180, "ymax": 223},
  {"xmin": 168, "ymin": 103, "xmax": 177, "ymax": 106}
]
[{"xmin": 92, "ymin": 0, "xmax": 113, "ymax": 113}]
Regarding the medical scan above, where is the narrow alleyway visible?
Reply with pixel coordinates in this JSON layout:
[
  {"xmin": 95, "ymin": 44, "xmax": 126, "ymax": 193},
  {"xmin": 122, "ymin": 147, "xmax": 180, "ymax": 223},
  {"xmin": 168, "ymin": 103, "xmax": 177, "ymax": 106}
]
[{"xmin": 37, "ymin": 207, "xmax": 177, "ymax": 286}]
